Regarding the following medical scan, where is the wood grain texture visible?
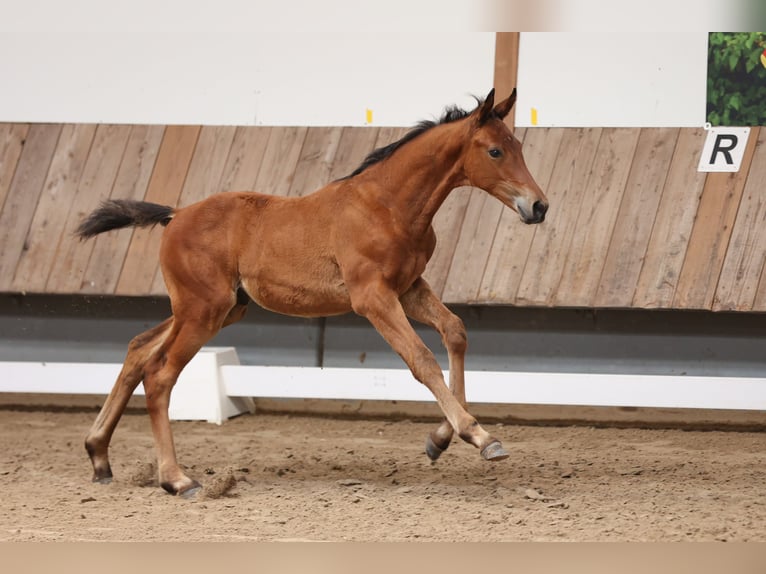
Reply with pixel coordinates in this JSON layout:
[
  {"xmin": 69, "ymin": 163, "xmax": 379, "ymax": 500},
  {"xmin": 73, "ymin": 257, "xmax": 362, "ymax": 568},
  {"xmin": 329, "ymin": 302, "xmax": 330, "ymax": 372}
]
[
  {"xmin": 712, "ymin": 128, "xmax": 766, "ymax": 311},
  {"xmin": 81, "ymin": 125, "xmax": 165, "ymax": 294},
  {"xmin": 441, "ymin": 191, "xmax": 503, "ymax": 304},
  {"xmin": 633, "ymin": 128, "xmax": 708, "ymax": 308},
  {"xmin": 442, "ymin": 128, "xmax": 527, "ymax": 303},
  {"xmin": 253, "ymin": 127, "xmax": 308, "ymax": 197},
  {"xmin": 422, "ymin": 187, "xmax": 474, "ymax": 298},
  {"xmin": 594, "ymin": 128, "xmax": 680, "ymax": 308},
  {"xmin": 116, "ymin": 125, "xmax": 200, "ymax": 296},
  {"xmin": 0, "ymin": 124, "xmax": 62, "ymax": 291},
  {"xmin": 147, "ymin": 126, "xmax": 236, "ymax": 295},
  {"xmin": 554, "ymin": 129, "xmax": 641, "ymax": 307},
  {"xmin": 175, "ymin": 126, "xmax": 237, "ymax": 207},
  {"xmin": 0, "ymin": 124, "xmax": 30, "ymax": 214},
  {"xmin": 45, "ymin": 125, "xmax": 132, "ymax": 293},
  {"xmin": 218, "ymin": 127, "xmax": 272, "ymax": 192},
  {"xmin": 753, "ymin": 234, "xmax": 766, "ymax": 311},
  {"xmin": 476, "ymin": 128, "xmax": 564, "ymax": 303},
  {"xmin": 327, "ymin": 127, "xmax": 380, "ymax": 181},
  {"xmin": 516, "ymin": 128, "xmax": 603, "ymax": 306},
  {"xmin": 2, "ymin": 120, "xmax": 766, "ymax": 312},
  {"xmin": 288, "ymin": 127, "xmax": 343, "ymax": 197},
  {"xmin": 11, "ymin": 124, "xmax": 97, "ymax": 293},
  {"xmin": 673, "ymin": 128, "xmax": 758, "ymax": 309}
]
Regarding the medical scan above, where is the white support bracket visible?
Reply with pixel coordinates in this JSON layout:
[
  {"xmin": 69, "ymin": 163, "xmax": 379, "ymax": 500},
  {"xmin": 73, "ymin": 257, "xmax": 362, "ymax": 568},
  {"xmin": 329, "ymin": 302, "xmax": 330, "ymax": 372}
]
[{"xmin": 167, "ymin": 347, "xmax": 254, "ymax": 424}]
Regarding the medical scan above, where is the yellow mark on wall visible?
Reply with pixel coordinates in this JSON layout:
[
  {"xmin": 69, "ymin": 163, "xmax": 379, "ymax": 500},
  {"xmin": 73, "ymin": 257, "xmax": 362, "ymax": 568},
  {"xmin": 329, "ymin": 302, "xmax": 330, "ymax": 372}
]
[
  {"xmin": 366, "ymin": 109, "xmax": 373, "ymax": 124},
  {"xmin": 531, "ymin": 108, "xmax": 538, "ymax": 126}
]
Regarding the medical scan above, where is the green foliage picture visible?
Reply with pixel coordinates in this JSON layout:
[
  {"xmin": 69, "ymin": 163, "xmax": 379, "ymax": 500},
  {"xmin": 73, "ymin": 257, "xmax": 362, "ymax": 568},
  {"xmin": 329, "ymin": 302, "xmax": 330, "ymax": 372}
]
[{"xmin": 707, "ymin": 32, "xmax": 766, "ymax": 126}]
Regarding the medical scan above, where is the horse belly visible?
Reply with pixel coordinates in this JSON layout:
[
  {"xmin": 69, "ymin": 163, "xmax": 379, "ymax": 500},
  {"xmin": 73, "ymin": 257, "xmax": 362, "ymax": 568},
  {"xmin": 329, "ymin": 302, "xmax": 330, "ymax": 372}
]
[{"xmin": 241, "ymin": 267, "xmax": 352, "ymax": 318}]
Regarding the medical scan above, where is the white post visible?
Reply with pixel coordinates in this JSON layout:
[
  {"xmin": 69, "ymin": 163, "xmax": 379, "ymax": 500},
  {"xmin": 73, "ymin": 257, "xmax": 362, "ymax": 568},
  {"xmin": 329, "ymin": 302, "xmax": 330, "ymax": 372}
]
[{"xmin": 167, "ymin": 347, "xmax": 254, "ymax": 424}]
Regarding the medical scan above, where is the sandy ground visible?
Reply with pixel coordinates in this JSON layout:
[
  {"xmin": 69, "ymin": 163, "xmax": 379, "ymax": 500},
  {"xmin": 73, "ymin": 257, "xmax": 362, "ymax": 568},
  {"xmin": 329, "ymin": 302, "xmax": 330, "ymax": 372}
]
[{"xmin": 1, "ymin": 405, "xmax": 765, "ymax": 542}]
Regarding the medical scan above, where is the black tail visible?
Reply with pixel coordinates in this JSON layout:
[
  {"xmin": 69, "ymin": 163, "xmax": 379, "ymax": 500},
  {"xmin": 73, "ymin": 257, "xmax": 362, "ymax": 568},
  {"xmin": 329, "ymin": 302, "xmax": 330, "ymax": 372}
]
[{"xmin": 76, "ymin": 199, "xmax": 175, "ymax": 240}]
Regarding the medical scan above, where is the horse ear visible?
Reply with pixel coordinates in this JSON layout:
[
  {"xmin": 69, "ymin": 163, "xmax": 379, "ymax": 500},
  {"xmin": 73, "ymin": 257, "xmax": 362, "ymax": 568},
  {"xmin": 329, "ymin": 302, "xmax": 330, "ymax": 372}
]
[
  {"xmin": 478, "ymin": 88, "xmax": 496, "ymax": 124},
  {"xmin": 493, "ymin": 88, "xmax": 517, "ymax": 120}
]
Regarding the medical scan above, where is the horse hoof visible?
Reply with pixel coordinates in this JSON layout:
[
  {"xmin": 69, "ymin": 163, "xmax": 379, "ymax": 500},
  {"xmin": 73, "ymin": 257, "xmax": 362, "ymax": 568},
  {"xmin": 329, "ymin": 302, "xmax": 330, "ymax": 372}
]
[
  {"xmin": 481, "ymin": 441, "xmax": 510, "ymax": 461},
  {"xmin": 161, "ymin": 479, "xmax": 202, "ymax": 497},
  {"xmin": 425, "ymin": 436, "xmax": 445, "ymax": 461},
  {"xmin": 179, "ymin": 483, "xmax": 202, "ymax": 499},
  {"xmin": 92, "ymin": 475, "xmax": 113, "ymax": 485}
]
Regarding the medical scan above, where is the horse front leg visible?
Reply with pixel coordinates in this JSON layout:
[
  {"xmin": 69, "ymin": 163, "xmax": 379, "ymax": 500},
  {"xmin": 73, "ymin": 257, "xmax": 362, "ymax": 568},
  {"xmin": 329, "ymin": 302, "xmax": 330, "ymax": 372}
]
[
  {"xmin": 399, "ymin": 277, "xmax": 475, "ymax": 461},
  {"xmin": 350, "ymin": 278, "xmax": 508, "ymax": 461}
]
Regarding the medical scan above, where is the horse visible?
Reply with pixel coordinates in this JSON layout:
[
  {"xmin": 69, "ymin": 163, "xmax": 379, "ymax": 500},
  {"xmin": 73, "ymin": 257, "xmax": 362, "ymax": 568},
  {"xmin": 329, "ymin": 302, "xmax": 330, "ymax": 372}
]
[{"xmin": 77, "ymin": 88, "xmax": 548, "ymax": 496}]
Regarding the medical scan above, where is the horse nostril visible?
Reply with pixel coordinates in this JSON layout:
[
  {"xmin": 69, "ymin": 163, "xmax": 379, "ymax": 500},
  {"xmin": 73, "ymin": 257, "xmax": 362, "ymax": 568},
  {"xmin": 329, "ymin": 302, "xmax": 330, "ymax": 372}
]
[{"xmin": 532, "ymin": 201, "xmax": 548, "ymax": 218}]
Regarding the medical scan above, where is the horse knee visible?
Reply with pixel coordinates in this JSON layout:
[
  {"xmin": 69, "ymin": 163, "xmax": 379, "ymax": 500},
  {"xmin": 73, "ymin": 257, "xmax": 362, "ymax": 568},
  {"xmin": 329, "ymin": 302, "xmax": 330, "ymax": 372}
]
[
  {"xmin": 409, "ymin": 347, "xmax": 443, "ymax": 384},
  {"xmin": 443, "ymin": 314, "xmax": 467, "ymax": 355}
]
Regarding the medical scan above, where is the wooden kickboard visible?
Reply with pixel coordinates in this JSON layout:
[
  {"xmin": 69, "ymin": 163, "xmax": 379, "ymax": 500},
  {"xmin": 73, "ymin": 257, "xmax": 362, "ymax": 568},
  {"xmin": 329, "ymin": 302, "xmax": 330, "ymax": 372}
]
[
  {"xmin": 116, "ymin": 125, "xmax": 200, "ymax": 296},
  {"xmin": 633, "ymin": 128, "xmax": 709, "ymax": 309},
  {"xmin": 516, "ymin": 127, "xmax": 603, "ymax": 306},
  {"xmin": 594, "ymin": 128, "xmax": 680, "ymax": 308},
  {"xmin": 0, "ymin": 124, "xmax": 30, "ymax": 215},
  {"xmin": 442, "ymin": 128, "xmax": 528, "ymax": 304},
  {"xmin": 81, "ymin": 125, "xmax": 165, "ymax": 295},
  {"xmin": 713, "ymin": 127, "xmax": 766, "ymax": 311},
  {"xmin": 0, "ymin": 124, "xmax": 62, "ymax": 291},
  {"xmin": 288, "ymin": 127, "xmax": 343, "ymax": 197},
  {"xmin": 555, "ymin": 128, "xmax": 640, "ymax": 307},
  {"xmin": 12, "ymin": 124, "xmax": 98, "ymax": 293},
  {"xmin": 218, "ymin": 126, "xmax": 272, "ymax": 193},
  {"xmin": 476, "ymin": 127, "xmax": 564, "ymax": 303},
  {"xmin": 673, "ymin": 128, "xmax": 758, "ymax": 309}
]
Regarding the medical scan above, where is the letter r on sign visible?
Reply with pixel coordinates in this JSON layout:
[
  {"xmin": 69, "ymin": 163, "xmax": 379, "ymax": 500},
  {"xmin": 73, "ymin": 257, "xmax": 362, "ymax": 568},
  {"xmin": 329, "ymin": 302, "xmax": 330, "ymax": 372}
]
[{"xmin": 698, "ymin": 127, "xmax": 751, "ymax": 173}]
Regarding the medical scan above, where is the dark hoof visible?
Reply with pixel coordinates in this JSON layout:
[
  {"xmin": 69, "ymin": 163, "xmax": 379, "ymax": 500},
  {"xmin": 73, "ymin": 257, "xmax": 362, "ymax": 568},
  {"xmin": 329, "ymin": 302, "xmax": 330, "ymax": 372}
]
[
  {"xmin": 425, "ymin": 436, "xmax": 446, "ymax": 461},
  {"xmin": 481, "ymin": 441, "xmax": 510, "ymax": 461},
  {"xmin": 92, "ymin": 469, "xmax": 113, "ymax": 484},
  {"xmin": 161, "ymin": 479, "xmax": 202, "ymax": 497},
  {"xmin": 179, "ymin": 483, "xmax": 202, "ymax": 499}
]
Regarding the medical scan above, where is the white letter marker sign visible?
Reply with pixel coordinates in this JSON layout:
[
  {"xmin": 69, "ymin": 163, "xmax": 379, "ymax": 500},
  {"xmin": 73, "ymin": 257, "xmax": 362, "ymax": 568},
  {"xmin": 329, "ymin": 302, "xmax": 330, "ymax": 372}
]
[{"xmin": 698, "ymin": 127, "xmax": 751, "ymax": 172}]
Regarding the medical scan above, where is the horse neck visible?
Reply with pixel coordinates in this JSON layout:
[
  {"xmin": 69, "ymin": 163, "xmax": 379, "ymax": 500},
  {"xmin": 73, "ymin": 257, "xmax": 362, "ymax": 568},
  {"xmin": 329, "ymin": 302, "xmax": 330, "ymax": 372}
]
[{"xmin": 363, "ymin": 121, "xmax": 470, "ymax": 235}]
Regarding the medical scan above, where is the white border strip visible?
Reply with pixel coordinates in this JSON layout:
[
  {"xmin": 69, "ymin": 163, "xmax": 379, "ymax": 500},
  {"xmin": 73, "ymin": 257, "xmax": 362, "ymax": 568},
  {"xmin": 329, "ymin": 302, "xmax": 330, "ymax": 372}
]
[{"xmin": 1, "ymin": 361, "xmax": 765, "ymax": 411}]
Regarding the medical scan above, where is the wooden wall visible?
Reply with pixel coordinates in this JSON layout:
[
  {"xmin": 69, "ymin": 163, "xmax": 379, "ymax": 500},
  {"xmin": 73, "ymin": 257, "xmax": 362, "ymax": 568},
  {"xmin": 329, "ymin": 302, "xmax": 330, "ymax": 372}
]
[{"xmin": 0, "ymin": 122, "xmax": 764, "ymax": 312}]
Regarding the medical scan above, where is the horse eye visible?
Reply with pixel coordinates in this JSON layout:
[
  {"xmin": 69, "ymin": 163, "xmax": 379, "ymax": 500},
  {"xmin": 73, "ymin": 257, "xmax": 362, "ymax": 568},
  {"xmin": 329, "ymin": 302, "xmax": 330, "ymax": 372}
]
[{"xmin": 488, "ymin": 148, "xmax": 502, "ymax": 158}]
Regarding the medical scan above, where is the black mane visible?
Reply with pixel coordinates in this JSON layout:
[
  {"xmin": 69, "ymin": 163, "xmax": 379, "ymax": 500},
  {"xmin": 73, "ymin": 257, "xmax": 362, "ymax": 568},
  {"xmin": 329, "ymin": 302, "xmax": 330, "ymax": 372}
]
[{"xmin": 341, "ymin": 99, "xmax": 481, "ymax": 180}]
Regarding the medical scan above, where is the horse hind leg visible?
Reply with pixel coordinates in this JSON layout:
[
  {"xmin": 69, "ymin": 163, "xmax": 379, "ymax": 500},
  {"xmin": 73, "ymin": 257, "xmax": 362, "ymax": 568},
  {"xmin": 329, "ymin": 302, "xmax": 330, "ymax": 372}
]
[
  {"xmin": 85, "ymin": 317, "xmax": 173, "ymax": 483},
  {"xmin": 142, "ymin": 310, "xmax": 234, "ymax": 496}
]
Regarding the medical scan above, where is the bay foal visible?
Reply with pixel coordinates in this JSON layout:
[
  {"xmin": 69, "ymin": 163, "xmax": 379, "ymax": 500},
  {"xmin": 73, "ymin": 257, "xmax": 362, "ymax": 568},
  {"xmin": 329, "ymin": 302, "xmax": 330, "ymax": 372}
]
[{"xmin": 77, "ymin": 89, "xmax": 548, "ymax": 495}]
